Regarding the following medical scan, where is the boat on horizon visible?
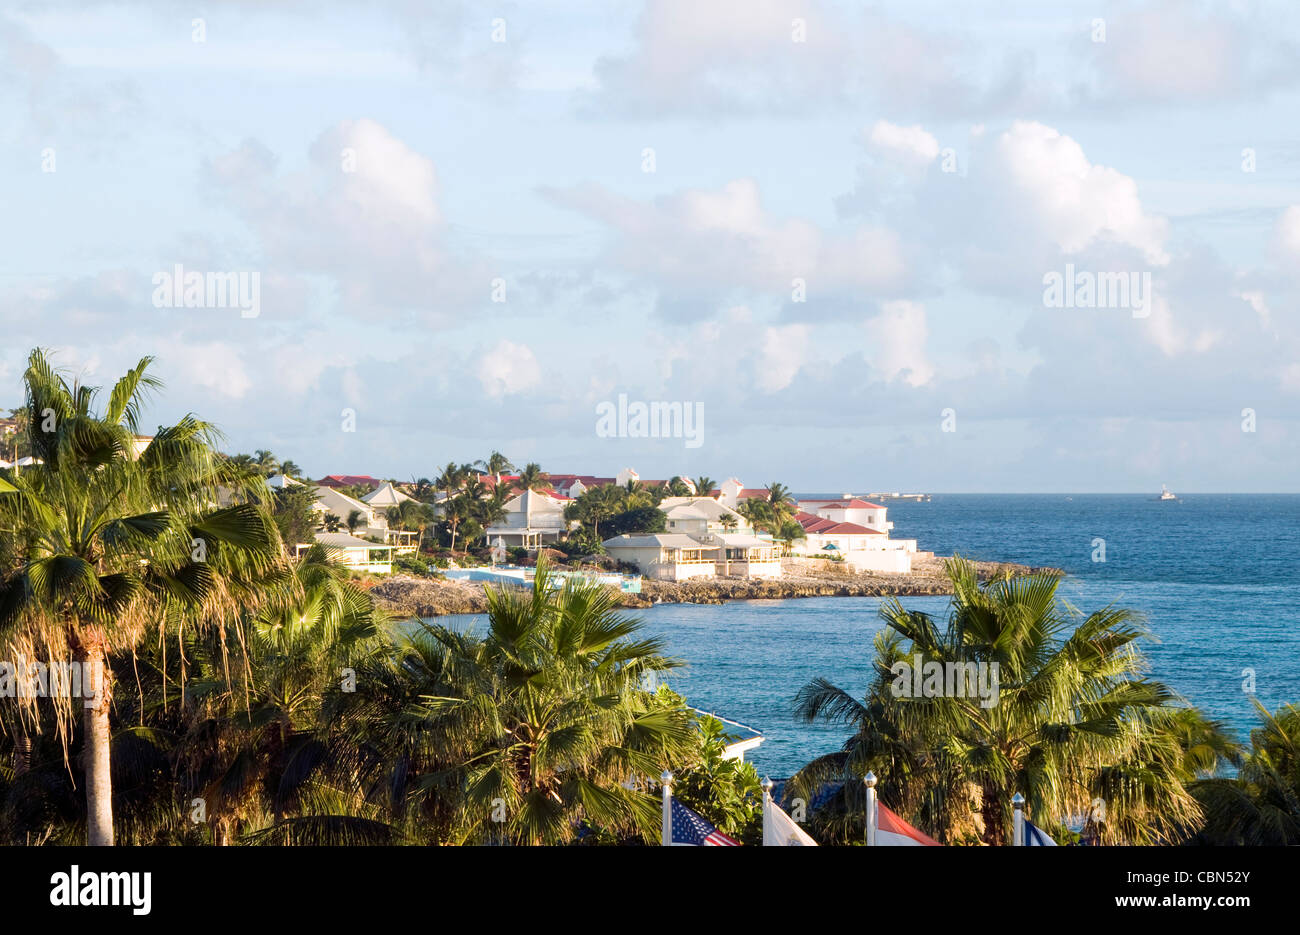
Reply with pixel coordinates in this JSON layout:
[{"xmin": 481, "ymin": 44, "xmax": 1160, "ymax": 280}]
[{"xmin": 1158, "ymin": 484, "xmax": 1178, "ymax": 501}]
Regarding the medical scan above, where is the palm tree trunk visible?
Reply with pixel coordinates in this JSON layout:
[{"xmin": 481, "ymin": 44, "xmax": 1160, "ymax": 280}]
[
  {"xmin": 78, "ymin": 635, "xmax": 114, "ymax": 846},
  {"xmin": 980, "ymin": 782, "xmax": 1005, "ymax": 846},
  {"xmin": 13, "ymin": 727, "xmax": 32, "ymax": 775}
]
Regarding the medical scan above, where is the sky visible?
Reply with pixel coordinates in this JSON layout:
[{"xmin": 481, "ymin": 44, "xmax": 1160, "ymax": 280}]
[{"xmin": 2, "ymin": 0, "xmax": 1298, "ymax": 492}]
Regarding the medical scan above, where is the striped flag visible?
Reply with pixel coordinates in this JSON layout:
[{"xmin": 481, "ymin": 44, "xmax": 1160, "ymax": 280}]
[
  {"xmin": 1024, "ymin": 818, "xmax": 1058, "ymax": 846},
  {"xmin": 669, "ymin": 800, "xmax": 740, "ymax": 846},
  {"xmin": 876, "ymin": 802, "xmax": 942, "ymax": 846}
]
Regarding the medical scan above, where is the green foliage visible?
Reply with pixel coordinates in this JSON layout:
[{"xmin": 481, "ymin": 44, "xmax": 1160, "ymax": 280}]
[
  {"xmin": 565, "ymin": 484, "xmax": 667, "ymax": 541},
  {"xmin": 270, "ymin": 484, "xmax": 318, "ymax": 549},
  {"xmin": 790, "ymin": 557, "xmax": 1223, "ymax": 846},
  {"xmin": 328, "ymin": 559, "xmax": 694, "ymax": 845},
  {"xmin": 562, "ymin": 531, "xmax": 606, "ymax": 555},
  {"xmin": 392, "ymin": 554, "xmax": 440, "ymax": 577},
  {"xmin": 604, "ymin": 505, "xmax": 667, "ymax": 537},
  {"xmin": 0, "ymin": 348, "xmax": 283, "ymax": 845},
  {"xmin": 1192, "ymin": 701, "xmax": 1300, "ymax": 845},
  {"xmin": 653, "ymin": 688, "xmax": 763, "ymax": 843}
]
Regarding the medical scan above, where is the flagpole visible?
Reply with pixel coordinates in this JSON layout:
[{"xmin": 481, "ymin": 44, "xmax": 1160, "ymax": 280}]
[
  {"xmin": 863, "ymin": 771, "xmax": 877, "ymax": 847},
  {"xmin": 661, "ymin": 770, "xmax": 673, "ymax": 847},
  {"xmin": 760, "ymin": 776, "xmax": 773, "ymax": 845},
  {"xmin": 1012, "ymin": 792, "xmax": 1024, "ymax": 846}
]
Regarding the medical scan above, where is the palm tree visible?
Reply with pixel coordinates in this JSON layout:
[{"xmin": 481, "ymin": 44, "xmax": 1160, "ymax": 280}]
[
  {"xmin": 355, "ymin": 560, "xmax": 695, "ymax": 844},
  {"xmin": 791, "ymin": 558, "xmax": 1205, "ymax": 845},
  {"xmin": 737, "ymin": 497, "xmax": 774, "ymax": 534},
  {"xmin": 5, "ymin": 407, "xmax": 30, "ymax": 463},
  {"xmin": 253, "ymin": 449, "xmax": 279, "ymax": 476},
  {"xmin": 0, "ymin": 349, "xmax": 280, "ymax": 845},
  {"xmin": 346, "ymin": 509, "xmax": 364, "ymax": 534},
  {"xmin": 477, "ymin": 486, "xmax": 510, "ymax": 532},
  {"xmin": 481, "ymin": 451, "xmax": 514, "ymax": 484},
  {"xmin": 117, "ymin": 544, "xmax": 386, "ymax": 845},
  {"xmin": 279, "ymin": 459, "xmax": 302, "ymax": 479},
  {"xmin": 1192, "ymin": 701, "xmax": 1299, "ymax": 845},
  {"xmin": 435, "ymin": 462, "xmax": 464, "ymax": 501},
  {"xmin": 410, "ymin": 477, "xmax": 436, "ymax": 502},
  {"xmin": 693, "ymin": 476, "xmax": 716, "ymax": 498},
  {"xmin": 765, "ymin": 482, "xmax": 795, "ymax": 526},
  {"xmin": 565, "ymin": 483, "xmax": 623, "ymax": 539},
  {"xmin": 513, "ymin": 462, "xmax": 549, "ymax": 494},
  {"xmin": 443, "ymin": 497, "xmax": 471, "ymax": 553}
]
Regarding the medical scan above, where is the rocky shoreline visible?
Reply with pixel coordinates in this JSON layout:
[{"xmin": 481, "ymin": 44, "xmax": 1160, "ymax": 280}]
[{"xmin": 366, "ymin": 556, "xmax": 1056, "ymax": 619}]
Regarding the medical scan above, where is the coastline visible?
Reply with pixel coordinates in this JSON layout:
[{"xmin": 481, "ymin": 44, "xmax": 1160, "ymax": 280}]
[{"xmin": 366, "ymin": 556, "xmax": 1056, "ymax": 619}]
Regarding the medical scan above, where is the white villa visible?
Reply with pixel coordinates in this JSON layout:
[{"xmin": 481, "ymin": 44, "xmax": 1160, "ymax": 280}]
[
  {"xmin": 297, "ymin": 531, "xmax": 395, "ymax": 573},
  {"xmin": 604, "ymin": 496, "xmax": 781, "ymax": 579},
  {"xmin": 484, "ymin": 489, "xmax": 573, "ymax": 548},
  {"xmin": 269, "ymin": 474, "xmax": 417, "ymax": 555},
  {"xmin": 599, "ymin": 533, "xmax": 720, "ymax": 581},
  {"xmin": 790, "ymin": 498, "xmax": 918, "ymax": 573},
  {"xmin": 363, "ymin": 481, "xmax": 413, "ymax": 511}
]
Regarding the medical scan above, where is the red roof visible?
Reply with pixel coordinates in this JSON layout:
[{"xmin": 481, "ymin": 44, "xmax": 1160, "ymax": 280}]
[
  {"xmin": 737, "ymin": 488, "xmax": 771, "ymax": 500},
  {"xmin": 820, "ymin": 522, "xmax": 884, "ymax": 535},
  {"xmin": 816, "ymin": 499, "xmax": 885, "ymax": 510},
  {"xmin": 795, "ymin": 512, "xmax": 836, "ymax": 532},
  {"xmin": 478, "ymin": 474, "xmax": 520, "ymax": 492},
  {"xmin": 317, "ymin": 474, "xmax": 383, "ymax": 489},
  {"xmin": 546, "ymin": 474, "xmax": 616, "ymax": 488}
]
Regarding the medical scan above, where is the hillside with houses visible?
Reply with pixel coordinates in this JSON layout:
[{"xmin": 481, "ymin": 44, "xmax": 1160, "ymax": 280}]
[
  {"xmin": 2, "ymin": 428, "xmax": 1036, "ymax": 610},
  {"xmin": 228, "ymin": 454, "xmax": 932, "ymax": 581}
]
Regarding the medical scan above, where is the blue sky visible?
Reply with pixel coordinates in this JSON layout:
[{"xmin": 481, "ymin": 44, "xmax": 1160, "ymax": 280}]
[{"xmin": 2, "ymin": 0, "xmax": 1299, "ymax": 491}]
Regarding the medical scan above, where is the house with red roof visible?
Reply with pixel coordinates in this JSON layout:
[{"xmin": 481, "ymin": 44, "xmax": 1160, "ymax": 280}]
[
  {"xmin": 798, "ymin": 498, "xmax": 893, "ymax": 533},
  {"xmin": 718, "ymin": 478, "xmax": 779, "ymax": 509},
  {"xmin": 317, "ymin": 474, "xmax": 384, "ymax": 491},
  {"xmin": 790, "ymin": 497, "xmax": 919, "ymax": 573}
]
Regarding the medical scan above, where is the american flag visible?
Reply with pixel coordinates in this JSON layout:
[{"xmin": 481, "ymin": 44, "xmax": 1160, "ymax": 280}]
[{"xmin": 670, "ymin": 800, "xmax": 740, "ymax": 846}]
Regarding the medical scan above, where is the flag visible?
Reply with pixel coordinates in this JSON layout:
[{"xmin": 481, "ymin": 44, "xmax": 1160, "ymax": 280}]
[
  {"xmin": 876, "ymin": 802, "xmax": 942, "ymax": 846},
  {"xmin": 1024, "ymin": 818, "xmax": 1058, "ymax": 846},
  {"xmin": 763, "ymin": 797, "xmax": 818, "ymax": 846},
  {"xmin": 669, "ymin": 800, "xmax": 740, "ymax": 846}
]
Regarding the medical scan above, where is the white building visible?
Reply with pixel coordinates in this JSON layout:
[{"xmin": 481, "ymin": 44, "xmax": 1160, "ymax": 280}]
[
  {"xmin": 601, "ymin": 533, "xmax": 720, "ymax": 581},
  {"xmin": 605, "ymin": 496, "xmax": 782, "ymax": 579},
  {"xmin": 798, "ymin": 498, "xmax": 893, "ymax": 533},
  {"xmin": 484, "ymin": 489, "xmax": 573, "ymax": 547},
  {"xmin": 789, "ymin": 498, "xmax": 918, "ymax": 573},
  {"xmin": 312, "ymin": 485, "xmax": 383, "ymax": 533},
  {"xmin": 362, "ymin": 481, "xmax": 413, "ymax": 511},
  {"xmin": 297, "ymin": 531, "xmax": 394, "ymax": 574}
]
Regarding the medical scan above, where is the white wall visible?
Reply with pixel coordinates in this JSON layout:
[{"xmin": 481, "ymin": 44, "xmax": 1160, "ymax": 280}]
[{"xmin": 843, "ymin": 549, "xmax": 912, "ymax": 573}]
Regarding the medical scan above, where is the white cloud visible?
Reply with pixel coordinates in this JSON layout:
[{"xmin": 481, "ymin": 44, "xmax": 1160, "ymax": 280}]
[
  {"xmin": 990, "ymin": 121, "xmax": 1169, "ymax": 265},
  {"xmin": 477, "ymin": 340, "xmax": 541, "ymax": 397},
  {"xmin": 867, "ymin": 120, "xmax": 940, "ymax": 165},
  {"xmin": 207, "ymin": 119, "xmax": 481, "ymax": 321},
  {"xmin": 865, "ymin": 301, "xmax": 933, "ymax": 386},
  {"xmin": 586, "ymin": 0, "xmax": 855, "ymax": 115},
  {"xmin": 546, "ymin": 178, "xmax": 907, "ymax": 314},
  {"xmin": 154, "ymin": 339, "xmax": 253, "ymax": 399},
  {"xmin": 1273, "ymin": 205, "xmax": 1300, "ymax": 261},
  {"xmin": 756, "ymin": 323, "xmax": 809, "ymax": 391}
]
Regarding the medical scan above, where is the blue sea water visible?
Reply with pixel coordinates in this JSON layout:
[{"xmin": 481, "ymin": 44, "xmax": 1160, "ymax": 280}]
[{"xmin": 437, "ymin": 495, "xmax": 1300, "ymax": 777}]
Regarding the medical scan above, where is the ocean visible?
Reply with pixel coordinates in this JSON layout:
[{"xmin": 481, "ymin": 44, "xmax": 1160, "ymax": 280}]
[{"xmin": 437, "ymin": 494, "xmax": 1300, "ymax": 778}]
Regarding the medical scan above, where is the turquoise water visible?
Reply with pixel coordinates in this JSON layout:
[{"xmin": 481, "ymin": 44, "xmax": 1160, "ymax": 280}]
[{"xmin": 436, "ymin": 495, "xmax": 1300, "ymax": 777}]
